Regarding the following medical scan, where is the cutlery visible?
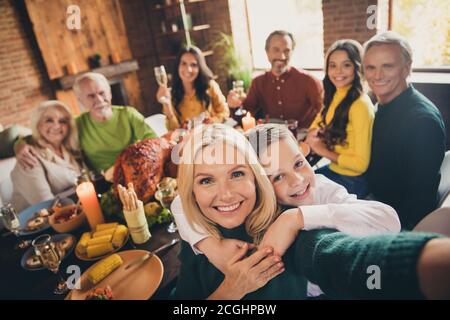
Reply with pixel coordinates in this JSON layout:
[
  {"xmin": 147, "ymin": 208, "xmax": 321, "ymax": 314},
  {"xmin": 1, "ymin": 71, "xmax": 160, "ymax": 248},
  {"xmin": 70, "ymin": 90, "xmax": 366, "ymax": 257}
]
[{"xmin": 124, "ymin": 238, "xmax": 180, "ymax": 270}]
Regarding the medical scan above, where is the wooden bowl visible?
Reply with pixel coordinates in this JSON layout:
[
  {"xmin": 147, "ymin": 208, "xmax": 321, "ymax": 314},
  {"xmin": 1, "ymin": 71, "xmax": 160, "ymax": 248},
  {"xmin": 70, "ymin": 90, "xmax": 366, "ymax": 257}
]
[{"xmin": 49, "ymin": 204, "xmax": 86, "ymax": 233}]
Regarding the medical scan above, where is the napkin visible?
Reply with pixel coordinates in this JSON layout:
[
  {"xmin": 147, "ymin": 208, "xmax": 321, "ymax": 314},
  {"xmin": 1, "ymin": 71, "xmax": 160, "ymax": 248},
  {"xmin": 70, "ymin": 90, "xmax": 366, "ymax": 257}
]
[{"xmin": 123, "ymin": 200, "xmax": 151, "ymax": 244}]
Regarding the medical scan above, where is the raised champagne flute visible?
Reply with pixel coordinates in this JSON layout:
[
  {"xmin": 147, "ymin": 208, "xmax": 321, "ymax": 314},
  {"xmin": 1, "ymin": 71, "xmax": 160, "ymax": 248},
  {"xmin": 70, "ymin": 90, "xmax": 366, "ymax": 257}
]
[
  {"xmin": 155, "ymin": 182, "xmax": 177, "ymax": 233},
  {"xmin": 0, "ymin": 203, "xmax": 31, "ymax": 249},
  {"xmin": 32, "ymin": 234, "xmax": 68, "ymax": 295},
  {"xmin": 232, "ymin": 80, "xmax": 247, "ymax": 123},
  {"xmin": 154, "ymin": 65, "xmax": 169, "ymax": 104}
]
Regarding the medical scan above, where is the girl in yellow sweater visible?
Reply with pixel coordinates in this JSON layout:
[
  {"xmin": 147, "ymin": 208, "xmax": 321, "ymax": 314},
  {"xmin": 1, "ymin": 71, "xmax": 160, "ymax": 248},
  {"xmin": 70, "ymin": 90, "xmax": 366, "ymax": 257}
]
[
  {"xmin": 306, "ymin": 40, "xmax": 374, "ymax": 198},
  {"xmin": 156, "ymin": 46, "xmax": 229, "ymax": 130}
]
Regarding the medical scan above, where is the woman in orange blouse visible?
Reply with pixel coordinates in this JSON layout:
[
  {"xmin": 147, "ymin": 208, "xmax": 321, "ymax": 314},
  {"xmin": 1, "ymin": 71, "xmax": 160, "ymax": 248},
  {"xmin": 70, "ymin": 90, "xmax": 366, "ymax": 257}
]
[{"xmin": 156, "ymin": 46, "xmax": 229, "ymax": 130}]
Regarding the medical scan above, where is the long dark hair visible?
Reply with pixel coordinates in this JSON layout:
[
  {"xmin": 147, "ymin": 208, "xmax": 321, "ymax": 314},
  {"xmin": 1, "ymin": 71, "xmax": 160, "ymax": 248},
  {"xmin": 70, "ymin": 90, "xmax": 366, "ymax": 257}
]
[
  {"xmin": 172, "ymin": 46, "xmax": 214, "ymax": 113},
  {"xmin": 319, "ymin": 39, "xmax": 364, "ymax": 150}
]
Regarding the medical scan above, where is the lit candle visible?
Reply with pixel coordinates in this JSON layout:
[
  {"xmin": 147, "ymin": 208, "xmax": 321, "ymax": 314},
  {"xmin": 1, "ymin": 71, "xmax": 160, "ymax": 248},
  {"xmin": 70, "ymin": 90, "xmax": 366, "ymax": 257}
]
[
  {"xmin": 242, "ymin": 112, "xmax": 256, "ymax": 131},
  {"xmin": 76, "ymin": 182, "xmax": 105, "ymax": 230}
]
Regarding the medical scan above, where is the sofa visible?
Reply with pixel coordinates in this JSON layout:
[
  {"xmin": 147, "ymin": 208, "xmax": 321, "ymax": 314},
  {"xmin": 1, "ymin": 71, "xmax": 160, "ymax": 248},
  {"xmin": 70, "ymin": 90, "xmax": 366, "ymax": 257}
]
[
  {"xmin": 0, "ymin": 124, "xmax": 31, "ymax": 207},
  {"xmin": 0, "ymin": 115, "xmax": 167, "ymax": 207}
]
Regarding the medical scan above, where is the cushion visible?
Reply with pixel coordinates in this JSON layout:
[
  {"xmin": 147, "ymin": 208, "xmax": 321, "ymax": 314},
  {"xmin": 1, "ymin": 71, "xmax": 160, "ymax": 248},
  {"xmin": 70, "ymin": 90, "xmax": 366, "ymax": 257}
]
[{"xmin": 0, "ymin": 125, "xmax": 31, "ymax": 159}]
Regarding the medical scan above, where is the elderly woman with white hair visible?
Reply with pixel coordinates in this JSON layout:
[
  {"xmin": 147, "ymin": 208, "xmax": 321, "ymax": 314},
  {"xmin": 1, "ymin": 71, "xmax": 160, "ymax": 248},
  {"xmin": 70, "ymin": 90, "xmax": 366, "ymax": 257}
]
[
  {"xmin": 14, "ymin": 72, "xmax": 157, "ymax": 175},
  {"xmin": 10, "ymin": 100, "xmax": 83, "ymax": 211}
]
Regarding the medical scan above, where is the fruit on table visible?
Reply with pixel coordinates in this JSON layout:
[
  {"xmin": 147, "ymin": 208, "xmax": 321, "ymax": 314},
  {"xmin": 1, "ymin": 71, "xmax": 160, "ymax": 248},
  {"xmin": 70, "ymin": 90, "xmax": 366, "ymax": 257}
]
[
  {"xmin": 144, "ymin": 202, "xmax": 162, "ymax": 216},
  {"xmin": 85, "ymin": 286, "xmax": 114, "ymax": 300}
]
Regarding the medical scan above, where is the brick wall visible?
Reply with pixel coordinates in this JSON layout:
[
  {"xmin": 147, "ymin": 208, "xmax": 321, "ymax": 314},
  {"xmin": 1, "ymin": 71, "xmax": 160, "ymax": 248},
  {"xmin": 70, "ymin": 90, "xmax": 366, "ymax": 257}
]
[
  {"xmin": 322, "ymin": 0, "xmax": 388, "ymax": 52},
  {"xmin": 120, "ymin": 0, "xmax": 233, "ymax": 116},
  {"xmin": 120, "ymin": 0, "xmax": 159, "ymax": 116},
  {"xmin": 0, "ymin": 0, "xmax": 53, "ymax": 128}
]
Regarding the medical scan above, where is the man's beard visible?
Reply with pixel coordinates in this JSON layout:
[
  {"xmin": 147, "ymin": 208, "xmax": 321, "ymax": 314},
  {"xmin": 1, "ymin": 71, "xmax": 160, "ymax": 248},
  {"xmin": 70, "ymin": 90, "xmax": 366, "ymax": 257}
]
[
  {"xmin": 272, "ymin": 60, "xmax": 288, "ymax": 75},
  {"xmin": 91, "ymin": 104, "xmax": 112, "ymax": 122}
]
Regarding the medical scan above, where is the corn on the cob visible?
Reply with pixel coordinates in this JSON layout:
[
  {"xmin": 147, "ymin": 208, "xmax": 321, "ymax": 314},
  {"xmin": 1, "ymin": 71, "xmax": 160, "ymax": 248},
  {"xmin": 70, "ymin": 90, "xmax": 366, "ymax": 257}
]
[
  {"xmin": 86, "ymin": 242, "xmax": 114, "ymax": 258},
  {"xmin": 88, "ymin": 254, "xmax": 123, "ymax": 284},
  {"xmin": 95, "ymin": 223, "xmax": 118, "ymax": 232},
  {"xmin": 76, "ymin": 232, "xmax": 91, "ymax": 255},
  {"xmin": 92, "ymin": 227, "xmax": 116, "ymax": 238},
  {"xmin": 86, "ymin": 235, "xmax": 112, "ymax": 246},
  {"xmin": 112, "ymin": 225, "xmax": 128, "ymax": 248}
]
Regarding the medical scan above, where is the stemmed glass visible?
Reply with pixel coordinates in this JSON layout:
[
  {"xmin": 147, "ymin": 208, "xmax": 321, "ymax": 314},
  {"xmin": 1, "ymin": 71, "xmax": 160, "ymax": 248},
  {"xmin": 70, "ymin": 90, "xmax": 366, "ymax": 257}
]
[
  {"xmin": 285, "ymin": 119, "xmax": 298, "ymax": 140},
  {"xmin": 155, "ymin": 182, "xmax": 177, "ymax": 233},
  {"xmin": 0, "ymin": 203, "xmax": 31, "ymax": 249},
  {"xmin": 154, "ymin": 65, "xmax": 169, "ymax": 104},
  {"xmin": 232, "ymin": 80, "xmax": 247, "ymax": 123},
  {"xmin": 32, "ymin": 234, "xmax": 68, "ymax": 295}
]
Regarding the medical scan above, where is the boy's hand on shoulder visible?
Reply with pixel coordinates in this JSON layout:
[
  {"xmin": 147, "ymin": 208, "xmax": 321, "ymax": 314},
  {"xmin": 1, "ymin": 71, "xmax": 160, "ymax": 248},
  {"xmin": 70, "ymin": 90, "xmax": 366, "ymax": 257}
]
[
  {"xmin": 260, "ymin": 208, "xmax": 304, "ymax": 256},
  {"xmin": 197, "ymin": 237, "xmax": 255, "ymax": 274}
]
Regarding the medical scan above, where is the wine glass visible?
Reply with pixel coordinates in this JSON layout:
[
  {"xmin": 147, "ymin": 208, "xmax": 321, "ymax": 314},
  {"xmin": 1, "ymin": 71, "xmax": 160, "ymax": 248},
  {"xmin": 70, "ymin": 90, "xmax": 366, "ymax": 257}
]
[
  {"xmin": 32, "ymin": 234, "xmax": 68, "ymax": 295},
  {"xmin": 285, "ymin": 119, "xmax": 298, "ymax": 140},
  {"xmin": 155, "ymin": 182, "xmax": 177, "ymax": 233},
  {"xmin": 232, "ymin": 80, "xmax": 247, "ymax": 123},
  {"xmin": 154, "ymin": 65, "xmax": 169, "ymax": 104},
  {"xmin": 0, "ymin": 203, "xmax": 31, "ymax": 249}
]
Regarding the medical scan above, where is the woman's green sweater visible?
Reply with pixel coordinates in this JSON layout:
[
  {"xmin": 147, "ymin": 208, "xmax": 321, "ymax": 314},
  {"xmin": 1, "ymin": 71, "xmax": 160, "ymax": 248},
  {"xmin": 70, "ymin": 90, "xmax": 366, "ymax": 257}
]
[{"xmin": 174, "ymin": 226, "xmax": 441, "ymax": 299}]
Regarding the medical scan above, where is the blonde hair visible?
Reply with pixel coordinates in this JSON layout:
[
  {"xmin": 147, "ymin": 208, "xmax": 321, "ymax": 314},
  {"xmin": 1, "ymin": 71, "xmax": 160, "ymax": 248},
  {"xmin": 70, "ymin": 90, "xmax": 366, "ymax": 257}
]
[
  {"xmin": 31, "ymin": 100, "xmax": 80, "ymax": 158},
  {"xmin": 177, "ymin": 124, "xmax": 278, "ymax": 244}
]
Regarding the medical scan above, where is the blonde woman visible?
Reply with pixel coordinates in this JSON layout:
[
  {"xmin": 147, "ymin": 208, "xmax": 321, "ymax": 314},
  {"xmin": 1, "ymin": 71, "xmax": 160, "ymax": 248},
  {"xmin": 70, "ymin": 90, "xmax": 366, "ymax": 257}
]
[
  {"xmin": 11, "ymin": 100, "xmax": 83, "ymax": 211},
  {"xmin": 174, "ymin": 124, "xmax": 450, "ymax": 299}
]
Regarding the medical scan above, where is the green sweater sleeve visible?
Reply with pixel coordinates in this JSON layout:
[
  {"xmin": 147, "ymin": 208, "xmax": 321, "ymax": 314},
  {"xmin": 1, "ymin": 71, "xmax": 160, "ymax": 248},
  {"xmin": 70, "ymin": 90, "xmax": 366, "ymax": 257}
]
[
  {"xmin": 127, "ymin": 107, "xmax": 157, "ymax": 140},
  {"xmin": 173, "ymin": 241, "xmax": 211, "ymax": 299},
  {"xmin": 293, "ymin": 229, "xmax": 442, "ymax": 299}
]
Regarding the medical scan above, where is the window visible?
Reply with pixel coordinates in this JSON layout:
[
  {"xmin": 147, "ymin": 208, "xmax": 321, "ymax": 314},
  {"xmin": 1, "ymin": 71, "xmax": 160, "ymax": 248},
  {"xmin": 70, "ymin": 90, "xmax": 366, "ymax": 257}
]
[
  {"xmin": 246, "ymin": 0, "xmax": 324, "ymax": 70},
  {"xmin": 390, "ymin": 0, "xmax": 450, "ymax": 68}
]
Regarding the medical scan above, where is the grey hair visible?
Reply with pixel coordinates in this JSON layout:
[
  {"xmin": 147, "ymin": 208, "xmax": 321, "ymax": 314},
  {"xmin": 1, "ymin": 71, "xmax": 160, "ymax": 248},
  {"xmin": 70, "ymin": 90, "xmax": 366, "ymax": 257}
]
[
  {"xmin": 72, "ymin": 72, "xmax": 111, "ymax": 99},
  {"xmin": 364, "ymin": 31, "xmax": 413, "ymax": 64},
  {"xmin": 265, "ymin": 30, "xmax": 296, "ymax": 52}
]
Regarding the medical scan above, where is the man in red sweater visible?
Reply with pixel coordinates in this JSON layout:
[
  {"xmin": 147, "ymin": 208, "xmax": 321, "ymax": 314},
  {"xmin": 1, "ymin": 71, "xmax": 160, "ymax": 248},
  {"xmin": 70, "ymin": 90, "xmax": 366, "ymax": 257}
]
[{"xmin": 227, "ymin": 30, "xmax": 323, "ymax": 129}]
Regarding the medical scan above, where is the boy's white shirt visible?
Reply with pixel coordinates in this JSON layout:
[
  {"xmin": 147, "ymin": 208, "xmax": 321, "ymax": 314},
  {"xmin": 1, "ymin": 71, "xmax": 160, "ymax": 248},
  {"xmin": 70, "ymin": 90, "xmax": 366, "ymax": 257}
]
[{"xmin": 171, "ymin": 173, "xmax": 401, "ymax": 297}]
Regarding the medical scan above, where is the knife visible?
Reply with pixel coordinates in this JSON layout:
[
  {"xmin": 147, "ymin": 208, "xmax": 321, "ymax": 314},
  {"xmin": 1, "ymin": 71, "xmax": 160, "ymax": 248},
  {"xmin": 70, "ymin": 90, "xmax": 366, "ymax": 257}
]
[{"xmin": 124, "ymin": 238, "xmax": 180, "ymax": 270}]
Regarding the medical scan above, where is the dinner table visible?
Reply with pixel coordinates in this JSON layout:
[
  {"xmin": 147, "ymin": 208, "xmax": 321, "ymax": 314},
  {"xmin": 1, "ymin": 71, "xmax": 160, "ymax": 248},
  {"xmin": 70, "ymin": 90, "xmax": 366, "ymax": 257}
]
[{"xmin": 0, "ymin": 180, "xmax": 181, "ymax": 300}]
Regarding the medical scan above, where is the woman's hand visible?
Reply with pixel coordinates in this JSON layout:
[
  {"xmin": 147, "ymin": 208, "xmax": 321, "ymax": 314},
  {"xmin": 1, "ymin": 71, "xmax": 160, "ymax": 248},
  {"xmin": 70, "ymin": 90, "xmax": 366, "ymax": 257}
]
[
  {"xmin": 196, "ymin": 237, "xmax": 255, "ymax": 274},
  {"xmin": 226, "ymin": 90, "xmax": 244, "ymax": 109},
  {"xmin": 260, "ymin": 208, "xmax": 304, "ymax": 256},
  {"xmin": 208, "ymin": 244, "xmax": 285, "ymax": 300},
  {"xmin": 305, "ymin": 128, "xmax": 327, "ymax": 156},
  {"xmin": 305, "ymin": 128, "xmax": 339, "ymax": 163},
  {"xmin": 156, "ymin": 85, "xmax": 171, "ymax": 105},
  {"xmin": 15, "ymin": 143, "xmax": 39, "ymax": 170}
]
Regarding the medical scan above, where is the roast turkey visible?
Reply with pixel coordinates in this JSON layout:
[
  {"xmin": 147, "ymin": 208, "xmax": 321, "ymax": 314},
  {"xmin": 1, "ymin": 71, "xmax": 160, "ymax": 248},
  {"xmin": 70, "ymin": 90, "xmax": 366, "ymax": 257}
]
[{"xmin": 113, "ymin": 136, "xmax": 177, "ymax": 203}]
